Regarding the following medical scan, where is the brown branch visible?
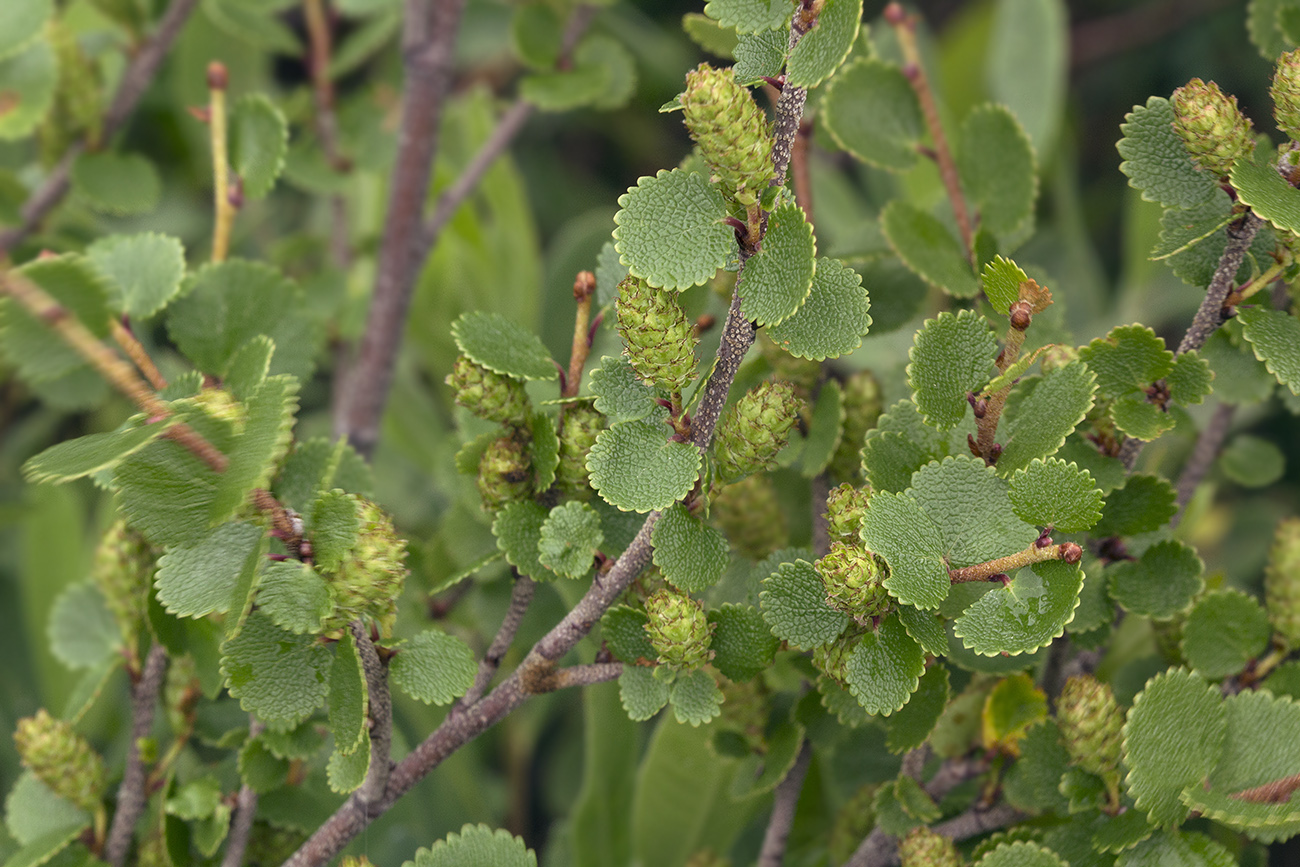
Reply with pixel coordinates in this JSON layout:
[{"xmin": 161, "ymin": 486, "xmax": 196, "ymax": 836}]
[
  {"xmin": 331, "ymin": 0, "xmax": 468, "ymax": 458},
  {"xmin": 1170, "ymin": 402, "xmax": 1235, "ymax": 528},
  {"xmin": 756, "ymin": 739, "xmax": 813, "ymax": 867},
  {"xmin": 0, "ymin": 0, "xmax": 203, "ymax": 257},
  {"xmin": 542, "ymin": 662, "xmax": 623, "ymax": 691},
  {"xmin": 104, "ymin": 645, "xmax": 168, "ymax": 867},
  {"xmin": 458, "ymin": 572, "xmax": 535, "ymax": 709},
  {"xmin": 219, "ymin": 718, "xmax": 263, "ymax": 867},
  {"xmin": 110, "ymin": 319, "xmax": 168, "ymax": 391},
  {"xmin": 948, "ymin": 541, "xmax": 1081, "ymax": 584},
  {"xmin": 564, "ymin": 272, "xmax": 596, "ymax": 398},
  {"xmin": 351, "ymin": 622, "xmax": 392, "ymax": 805},
  {"xmin": 791, "ymin": 119, "xmax": 814, "ymax": 221}
]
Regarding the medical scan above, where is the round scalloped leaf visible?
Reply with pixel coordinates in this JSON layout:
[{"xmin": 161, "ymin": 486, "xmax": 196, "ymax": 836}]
[
  {"xmin": 1114, "ymin": 831, "xmax": 1236, "ymax": 867},
  {"xmin": 974, "ymin": 841, "xmax": 1067, "ymax": 867},
  {"xmin": 1238, "ymin": 306, "xmax": 1300, "ymax": 395},
  {"xmin": 1002, "ymin": 721, "xmax": 1070, "ymax": 814},
  {"xmin": 5, "ymin": 772, "xmax": 90, "ymax": 847},
  {"xmin": 168, "ymin": 259, "xmax": 323, "ymax": 382},
  {"xmin": 881, "ymin": 200, "xmax": 979, "ymax": 297},
  {"xmin": 230, "ymin": 93, "xmax": 288, "ymax": 200},
  {"xmin": 22, "ymin": 418, "xmax": 175, "ymax": 485},
  {"xmin": 1109, "ymin": 393, "xmax": 1175, "ymax": 441},
  {"xmin": 1108, "ymin": 539, "xmax": 1203, "ymax": 620},
  {"xmin": 613, "ymin": 169, "xmax": 735, "ymax": 290},
  {"xmin": 86, "ymin": 233, "xmax": 186, "ymax": 320},
  {"xmin": 1008, "ymin": 458, "xmax": 1102, "ymax": 532},
  {"xmin": 451, "ymin": 311, "xmax": 557, "ymax": 381},
  {"xmin": 619, "ymin": 665, "xmax": 670, "ymax": 721},
  {"xmin": 407, "ymin": 824, "xmax": 537, "ymax": 867},
  {"xmin": 1182, "ymin": 589, "xmax": 1271, "ymax": 680},
  {"xmin": 595, "ymin": 240, "xmax": 628, "ymax": 306},
  {"xmin": 738, "ymin": 201, "xmax": 816, "ymax": 326},
  {"xmin": 997, "ymin": 361, "xmax": 1098, "ymax": 473},
  {"xmin": 733, "ymin": 28, "xmax": 787, "ymax": 83},
  {"xmin": 0, "ymin": 256, "xmax": 112, "ymax": 386},
  {"xmin": 1093, "ymin": 474, "xmax": 1177, "ymax": 537},
  {"xmin": 708, "ymin": 604, "xmax": 779, "ymax": 681},
  {"xmin": 221, "ymin": 612, "xmax": 332, "ymax": 727},
  {"xmin": 907, "ymin": 455, "xmax": 1039, "ymax": 568},
  {"xmin": 48, "ymin": 581, "xmax": 121, "ymax": 670},
  {"xmin": 896, "ymin": 604, "xmax": 947, "ymax": 656},
  {"xmin": 328, "ymin": 629, "xmax": 367, "ymax": 754},
  {"xmin": 257, "ymin": 560, "xmax": 331, "ymax": 635},
  {"xmin": 766, "ymin": 257, "xmax": 870, "ymax": 361},
  {"xmin": 537, "ymin": 501, "xmax": 603, "ymax": 579},
  {"xmin": 682, "ymin": 13, "xmax": 738, "ymax": 59},
  {"xmin": 796, "ymin": 379, "xmax": 843, "ymax": 478},
  {"xmin": 590, "ymin": 355, "xmax": 659, "ymax": 424},
  {"xmin": 1200, "ymin": 320, "xmax": 1274, "ymax": 405},
  {"xmin": 669, "ymin": 668, "xmax": 724, "ymax": 726},
  {"xmin": 115, "ymin": 437, "xmax": 221, "ymax": 548},
  {"xmin": 274, "ymin": 436, "xmax": 373, "ymax": 513},
  {"xmin": 71, "ymin": 150, "xmax": 161, "ymax": 216},
  {"xmin": 1167, "ymin": 351, "xmax": 1214, "ymax": 405},
  {"xmin": 733, "ymin": 719, "xmax": 804, "ymax": 798},
  {"xmin": 210, "ymin": 375, "xmax": 299, "ymax": 525},
  {"xmin": 1220, "ymin": 434, "xmax": 1285, "ymax": 488},
  {"xmin": 759, "ymin": 559, "xmax": 849, "ymax": 649},
  {"xmin": 310, "ymin": 489, "xmax": 360, "ymax": 575},
  {"xmin": 861, "ymin": 490, "xmax": 950, "ymax": 610},
  {"xmin": 238, "ymin": 737, "xmax": 289, "ymax": 794},
  {"xmin": 652, "ymin": 503, "xmax": 728, "ymax": 592},
  {"xmin": 530, "ymin": 412, "xmax": 560, "ymax": 491},
  {"xmin": 1122, "ymin": 667, "xmax": 1226, "ymax": 827},
  {"xmin": 953, "ymin": 561, "xmax": 1083, "ymax": 656},
  {"xmin": 1078, "ymin": 324, "xmax": 1175, "ymax": 399},
  {"xmin": 986, "ymin": 0, "xmax": 1065, "ymax": 154},
  {"xmin": 493, "ymin": 500, "xmax": 553, "ymax": 580},
  {"xmin": 982, "ymin": 255, "xmax": 1029, "ymax": 316},
  {"xmin": 703, "ymin": 0, "xmax": 790, "ymax": 32},
  {"xmin": 390, "ymin": 629, "xmax": 476, "ymax": 706},
  {"xmin": 907, "ymin": 310, "xmax": 998, "ymax": 430},
  {"xmin": 0, "ymin": 39, "xmax": 56, "ymax": 140},
  {"xmin": 1116, "ymin": 96, "xmax": 1220, "ymax": 210},
  {"xmin": 884, "ymin": 664, "xmax": 949, "ymax": 754},
  {"xmin": 155, "ymin": 522, "xmax": 266, "ymax": 619},
  {"xmin": 786, "ymin": 0, "xmax": 860, "ymax": 87},
  {"xmin": 587, "ymin": 415, "xmax": 701, "ymax": 513},
  {"xmin": 1230, "ymin": 145, "xmax": 1300, "ymax": 235},
  {"xmin": 0, "ymin": 0, "xmax": 51, "ymax": 61},
  {"xmin": 957, "ymin": 104, "xmax": 1037, "ymax": 239},
  {"xmin": 844, "ymin": 613, "xmax": 926, "ymax": 716},
  {"xmin": 327, "ymin": 728, "xmax": 369, "ymax": 793},
  {"xmin": 821, "ymin": 58, "xmax": 922, "ymax": 172},
  {"xmin": 602, "ymin": 605, "xmax": 657, "ymax": 664},
  {"xmin": 1183, "ymin": 785, "xmax": 1300, "ymax": 844}
]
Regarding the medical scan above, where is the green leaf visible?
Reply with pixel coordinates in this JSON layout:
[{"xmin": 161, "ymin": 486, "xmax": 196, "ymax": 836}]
[
  {"xmin": 511, "ymin": 3, "xmax": 563, "ymax": 68},
  {"xmin": 1238, "ymin": 306, "xmax": 1300, "ymax": 394},
  {"xmin": 22, "ymin": 418, "xmax": 174, "ymax": 485},
  {"xmin": 907, "ymin": 310, "xmax": 998, "ymax": 430},
  {"xmin": 595, "ymin": 239, "xmax": 629, "ymax": 307},
  {"xmin": 229, "ymin": 94, "xmax": 288, "ymax": 200},
  {"xmin": 982, "ymin": 256, "xmax": 1029, "ymax": 316},
  {"xmin": 1078, "ymin": 324, "xmax": 1175, "ymax": 399},
  {"xmin": 670, "ymin": 668, "xmax": 724, "ymax": 726},
  {"xmin": 0, "ymin": 39, "xmax": 56, "ymax": 141},
  {"xmin": 795, "ymin": 379, "xmax": 844, "ymax": 478},
  {"xmin": 893, "ymin": 774, "xmax": 940, "ymax": 824},
  {"xmin": 975, "ymin": 841, "xmax": 1068, "ymax": 867},
  {"xmin": 1167, "ymin": 351, "xmax": 1214, "ymax": 405},
  {"xmin": 224, "ymin": 337, "xmax": 273, "ymax": 405},
  {"xmin": 860, "ymin": 491, "xmax": 949, "ymax": 610},
  {"xmin": 538, "ymin": 501, "xmax": 603, "ymax": 579},
  {"xmin": 329, "ymin": 629, "xmax": 368, "ymax": 754},
  {"xmin": 738, "ymin": 201, "xmax": 816, "ymax": 326},
  {"xmin": 1202, "ymin": 319, "xmax": 1277, "ymax": 404},
  {"xmin": 884, "ymin": 664, "xmax": 949, "ymax": 753},
  {"xmin": 310, "ymin": 489, "xmax": 359, "ymax": 574},
  {"xmin": 896, "ymin": 605, "xmax": 947, "ymax": 656},
  {"xmin": 1093, "ymin": 474, "xmax": 1177, "ymax": 537},
  {"xmin": 703, "ymin": 0, "xmax": 791, "ymax": 32},
  {"xmin": 907, "ymin": 455, "xmax": 1039, "ymax": 567},
  {"xmin": 451, "ymin": 311, "xmax": 557, "ymax": 382},
  {"xmin": 0, "ymin": 0, "xmax": 51, "ymax": 61},
  {"xmin": 1231, "ymin": 144, "xmax": 1300, "ymax": 235},
  {"xmin": 881, "ymin": 201, "xmax": 979, "ymax": 297},
  {"xmin": 871, "ymin": 781, "xmax": 921, "ymax": 837},
  {"xmin": 520, "ymin": 34, "xmax": 635, "ymax": 111},
  {"xmin": 997, "ymin": 361, "xmax": 1098, "ymax": 472},
  {"xmin": 1107, "ymin": 539, "xmax": 1203, "ymax": 620},
  {"xmin": 1092, "ymin": 806, "xmax": 1157, "ymax": 853},
  {"xmin": 1248, "ymin": 0, "xmax": 1300, "ymax": 59},
  {"xmin": 652, "ymin": 504, "xmax": 729, "ymax": 593},
  {"xmin": 2, "ymin": 825, "xmax": 87, "ymax": 867},
  {"xmin": 708, "ymin": 604, "xmax": 779, "ymax": 681},
  {"xmin": 1116, "ymin": 96, "xmax": 1220, "ymax": 209},
  {"xmin": 221, "ymin": 612, "xmax": 332, "ymax": 727},
  {"xmin": 613, "ymin": 169, "xmax": 735, "ymax": 291},
  {"xmin": 587, "ymin": 415, "xmax": 702, "ymax": 513},
  {"xmin": 389, "ymin": 629, "xmax": 476, "ymax": 705},
  {"xmin": 211, "ymin": 375, "xmax": 298, "ymax": 524},
  {"xmin": 1003, "ymin": 721, "xmax": 1071, "ymax": 814},
  {"xmin": 602, "ymin": 606, "xmax": 658, "ymax": 665},
  {"xmin": 1009, "ymin": 458, "xmax": 1103, "ymax": 532},
  {"xmin": 85, "ymin": 233, "xmax": 186, "ymax": 320},
  {"xmin": 821, "ymin": 58, "xmax": 923, "ymax": 171},
  {"xmin": 71, "ymin": 151, "xmax": 161, "ymax": 216},
  {"xmin": 786, "ymin": 0, "xmax": 861, "ymax": 88},
  {"xmin": 953, "ymin": 561, "xmax": 1083, "ymax": 656},
  {"xmin": 1109, "ymin": 393, "xmax": 1174, "ymax": 441},
  {"xmin": 844, "ymin": 613, "xmax": 926, "ymax": 715},
  {"xmin": 619, "ymin": 665, "xmax": 670, "ymax": 721},
  {"xmin": 530, "ymin": 412, "xmax": 560, "ymax": 491},
  {"xmin": 47, "ymin": 581, "xmax": 121, "ymax": 670},
  {"xmin": 406, "ymin": 824, "xmax": 537, "ymax": 867},
  {"xmin": 765, "ymin": 257, "xmax": 871, "ymax": 361},
  {"xmin": 168, "ymin": 259, "xmax": 323, "ymax": 382},
  {"xmin": 256, "ymin": 560, "xmax": 331, "ymax": 635},
  {"xmin": 273, "ymin": 437, "xmax": 372, "ymax": 514},
  {"xmin": 1, "ymin": 256, "xmax": 111, "ymax": 385},
  {"xmin": 759, "ymin": 560, "xmax": 849, "ymax": 649},
  {"xmin": 493, "ymin": 500, "xmax": 553, "ymax": 580},
  {"xmin": 682, "ymin": 13, "xmax": 738, "ymax": 58},
  {"xmin": 115, "ymin": 435, "xmax": 224, "ymax": 547},
  {"xmin": 1114, "ymin": 831, "xmax": 1235, "ymax": 867},
  {"xmin": 238, "ymin": 737, "xmax": 290, "ymax": 795},
  {"xmin": 1220, "ymin": 434, "xmax": 1286, "ymax": 487},
  {"xmin": 986, "ymin": 0, "xmax": 1066, "ymax": 155},
  {"xmin": 733, "ymin": 28, "xmax": 787, "ymax": 83},
  {"xmin": 1182, "ymin": 589, "xmax": 1272, "ymax": 680},
  {"xmin": 1153, "ymin": 192, "xmax": 1278, "ymax": 289},
  {"xmin": 205, "ymin": 0, "xmax": 302, "ymax": 54},
  {"xmin": 1122, "ymin": 667, "xmax": 1226, "ymax": 826},
  {"xmin": 590, "ymin": 355, "xmax": 659, "ymax": 424},
  {"xmin": 732, "ymin": 719, "xmax": 804, "ymax": 799},
  {"xmin": 4, "ymin": 773, "xmax": 88, "ymax": 847},
  {"xmin": 957, "ymin": 104, "xmax": 1037, "ymax": 238},
  {"xmin": 327, "ymin": 727, "xmax": 370, "ymax": 793},
  {"xmin": 155, "ymin": 522, "xmax": 265, "ymax": 619}
]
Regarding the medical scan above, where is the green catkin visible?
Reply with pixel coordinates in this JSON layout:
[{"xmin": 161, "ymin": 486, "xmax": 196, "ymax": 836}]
[
  {"xmin": 615, "ymin": 275, "xmax": 698, "ymax": 393},
  {"xmin": 713, "ymin": 381, "xmax": 802, "ymax": 483},
  {"xmin": 644, "ymin": 588, "xmax": 714, "ymax": 670},
  {"xmin": 680, "ymin": 63, "xmax": 775, "ymax": 207},
  {"xmin": 1171, "ymin": 78, "xmax": 1254, "ymax": 178}
]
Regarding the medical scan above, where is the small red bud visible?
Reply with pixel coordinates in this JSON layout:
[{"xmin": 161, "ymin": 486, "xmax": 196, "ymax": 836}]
[
  {"xmin": 206, "ymin": 61, "xmax": 228, "ymax": 91},
  {"xmin": 695, "ymin": 313, "xmax": 717, "ymax": 334},
  {"xmin": 1060, "ymin": 542, "xmax": 1083, "ymax": 564},
  {"xmin": 573, "ymin": 271, "xmax": 595, "ymax": 302},
  {"xmin": 1009, "ymin": 301, "xmax": 1033, "ymax": 331},
  {"xmin": 884, "ymin": 3, "xmax": 907, "ymax": 25}
]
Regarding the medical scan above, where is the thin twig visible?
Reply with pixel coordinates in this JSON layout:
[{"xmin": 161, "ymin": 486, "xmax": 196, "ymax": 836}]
[
  {"xmin": 219, "ymin": 718, "xmax": 264, "ymax": 867},
  {"xmin": 351, "ymin": 622, "xmax": 392, "ymax": 805},
  {"xmin": 302, "ymin": 0, "xmax": 353, "ymax": 272},
  {"xmin": 104, "ymin": 645, "xmax": 168, "ymax": 867},
  {"xmin": 110, "ymin": 319, "xmax": 168, "ymax": 390},
  {"xmin": 564, "ymin": 272, "xmax": 596, "ymax": 399},
  {"xmin": 0, "ymin": 0, "xmax": 203, "ymax": 256},
  {"xmin": 207, "ymin": 63, "xmax": 236, "ymax": 263},
  {"xmin": 543, "ymin": 662, "xmax": 624, "ymax": 690},
  {"xmin": 756, "ymin": 739, "xmax": 813, "ymax": 867},
  {"xmin": 458, "ymin": 573, "xmax": 535, "ymax": 709},
  {"xmin": 1171, "ymin": 402, "xmax": 1235, "ymax": 528},
  {"xmin": 948, "ymin": 542, "xmax": 1081, "ymax": 583}
]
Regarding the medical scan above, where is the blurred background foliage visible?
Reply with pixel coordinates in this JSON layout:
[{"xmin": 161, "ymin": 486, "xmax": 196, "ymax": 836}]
[{"xmin": 2, "ymin": 0, "xmax": 1298, "ymax": 864}]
